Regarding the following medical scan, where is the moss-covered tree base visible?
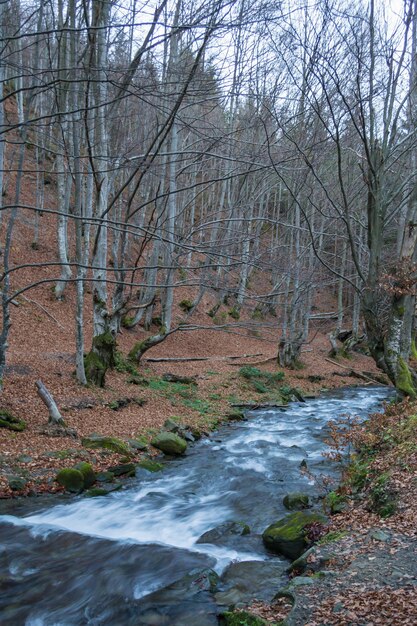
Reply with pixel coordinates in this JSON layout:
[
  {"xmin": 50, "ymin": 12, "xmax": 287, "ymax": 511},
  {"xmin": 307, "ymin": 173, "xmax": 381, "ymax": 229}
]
[
  {"xmin": 396, "ymin": 357, "xmax": 417, "ymax": 399},
  {"xmin": 84, "ymin": 331, "xmax": 117, "ymax": 387}
]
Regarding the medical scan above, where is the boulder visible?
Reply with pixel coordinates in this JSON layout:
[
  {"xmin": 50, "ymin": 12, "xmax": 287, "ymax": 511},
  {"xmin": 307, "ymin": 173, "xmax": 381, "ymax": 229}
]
[
  {"xmin": 164, "ymin": 417, "xmax": 181, "ymax": 432},
  {"xmin": 137, "ymin": 459, "xmax": 164, "ymax": 472},
  {"xmin": 127, "ymin": 437, "xmax": 148, "ymax": 451},
  {"xmin": 96, "ymin": 470, "xmax": 115, "ymax": 483},
  {"xmin": 85, "ymin": 483, "xmax": 123, "ymax": 497},
  {"xmin": 169, "ymin": 568, "xmax": 219, "ymax": 594},
  {"xmin": 56, "ymin": 468, "xmax": 84, "ymax": 493},
  {"xmin": 81, "ymin": 434, "xmax": 131, "ymax": 456},
  {"xmin": 283, "ymin": 492, "xmax": 311, "ymax": 511},
  {"xmin": 108, "ymin": 462, "xmax": 136, "ymax": 477},
  {"xmin": 8, "ymin": 475, "xmax": 28, "ymax": 491},
  {"xmin": 151, "ymin": 431, "xmax": 187, "ymax": 456},
  {"xmin": 85, "ymin": 487, "xmax": 109, "ymax": 497},
  {"xmin": 162, "ymin": 373, "xmax": 197, "ymax": 385},
  {"xmin": 197, "ymin": 521, "xmax": 250, "ymax": 544},
  {"xmin": 262, "ymin": 511, "xmax": 328, "ymax": 560},
  {"xmin": 74, "ymin": 462, "xmax": 96, "ymax": 488}
]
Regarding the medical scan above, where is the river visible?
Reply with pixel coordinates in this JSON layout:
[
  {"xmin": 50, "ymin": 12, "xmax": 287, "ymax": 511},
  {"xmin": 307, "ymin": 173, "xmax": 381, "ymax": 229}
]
[{"xmin": 0, "ymin": 386, "xmax": 391, "ymax": 625}]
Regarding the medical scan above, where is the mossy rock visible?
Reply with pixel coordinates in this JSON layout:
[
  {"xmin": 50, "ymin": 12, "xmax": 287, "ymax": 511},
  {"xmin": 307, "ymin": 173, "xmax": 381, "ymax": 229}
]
[
  {"xmin": 85, "ymin": 487, "xmax": 109, "ymax": 497},
  {"xmin": 74, "ymin": 462, "xmax": 96, "ymax": 488},
  {"xmin": 164, "ymin": 417, "xmax": 181, "ymax": 432},
  {"xmin": 151, "ymin": 431, "xmax": 187, "ymax": 456},
  {"xmin": 127, "ymin": 437, "xmax": 148, "ymax": 451},
  {"xmin": 56, "ymin": 468, "xmax": 84, "ymax": 493},
  {"xmin": 127, "ymin": 375, "xmax": 149, "ymax": 386},
  {"xmin": 162, "ymin": 373, "xmax": 197, "ymax": 385},
  {"xmin": 96, "ymin": 471, "xmax": 115, "ymax": 483},
  {"xmin": 220, "ymin": 610, "xmax": 268, "ymax": 626},
  {"xmin": 108, "ymin": 462, "xmax": 136, "ymax": 477},
  {"xmin": 197, "ymin": 521, "xmax": 250, "ymax": 544},
  {"xmin": 81, "ymin": 434, "xmax": 131, "ymax": 456},
  {"xmin": 137, "ymin": 459, "xmax": 164, "ymax": 472},
  {"xmin": 0, "ymin": 410, "xmax": 26, "ymax": 432},
  {"xmin": 8, "ymin": 475, "xmax": 28, "ymax": 491},
  {"xmin": 262, "ymin": 511, "xmax": 328, "ymax": 560},
  {"xmin": 283, "ymin": 492, "xmax": 311, "ymax": 511},
  {"xmin": 85, "ymin": 483, "xmax": 123, "ymax": 496}
]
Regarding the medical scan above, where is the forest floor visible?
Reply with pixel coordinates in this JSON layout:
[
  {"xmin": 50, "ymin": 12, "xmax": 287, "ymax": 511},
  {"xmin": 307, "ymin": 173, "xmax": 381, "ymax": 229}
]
[{"xmin": 0, "ymin": 301, "xmax": 384, "ymax": 499}]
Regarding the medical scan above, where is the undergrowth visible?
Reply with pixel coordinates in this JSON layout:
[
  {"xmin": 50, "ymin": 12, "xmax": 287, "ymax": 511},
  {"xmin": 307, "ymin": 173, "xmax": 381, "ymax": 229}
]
[{"xmin": 323, "ymin": 399, "xmax": 417, "ymax": 518}]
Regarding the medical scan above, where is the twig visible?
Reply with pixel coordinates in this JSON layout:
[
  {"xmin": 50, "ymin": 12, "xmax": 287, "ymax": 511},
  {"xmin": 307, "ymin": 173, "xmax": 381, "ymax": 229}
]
[{"xmin": 21, "ymin": 294, "xmax": 66, "ymax": 330}]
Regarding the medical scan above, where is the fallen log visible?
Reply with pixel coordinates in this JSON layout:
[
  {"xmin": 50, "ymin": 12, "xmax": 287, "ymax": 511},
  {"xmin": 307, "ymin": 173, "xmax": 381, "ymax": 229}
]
[
  {"xmin": 145, "ymin": 353, "xmax": 262, "ymax": 363},
  {"xmin": 324, "ymin": 358, "xmax": 390, "ymax": 386},
  {"xmin": 35, "ymin": 380, "xmax": 65, "ymax": 425}
]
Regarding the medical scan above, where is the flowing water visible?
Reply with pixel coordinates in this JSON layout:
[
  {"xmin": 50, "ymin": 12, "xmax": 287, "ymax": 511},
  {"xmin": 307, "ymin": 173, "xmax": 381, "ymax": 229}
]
[{"xmin": 0, "ymin": 386, "xmax": 391, "ymax": 625}]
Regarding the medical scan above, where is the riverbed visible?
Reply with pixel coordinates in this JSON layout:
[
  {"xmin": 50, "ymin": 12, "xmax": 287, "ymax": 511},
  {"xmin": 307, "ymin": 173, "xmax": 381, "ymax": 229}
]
[{"xmin": 0, "ymin": 386, "xmax": 391, "ymax": 625}]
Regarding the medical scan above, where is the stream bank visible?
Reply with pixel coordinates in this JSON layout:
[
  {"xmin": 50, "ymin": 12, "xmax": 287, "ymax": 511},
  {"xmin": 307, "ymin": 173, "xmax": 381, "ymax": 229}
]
[{"xmin": 0, "ymin": 386, "xmax": 391, "ymax": 625}]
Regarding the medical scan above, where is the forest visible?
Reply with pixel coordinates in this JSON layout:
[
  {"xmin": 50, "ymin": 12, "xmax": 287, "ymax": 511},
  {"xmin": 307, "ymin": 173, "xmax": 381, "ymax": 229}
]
[
  {"xmin": 1, "ymin": 0, "xmax": 417, "ymax": 391},
  {"xmin": 0, "ymin": 0, "xmax": 417, "ymax": 625}
]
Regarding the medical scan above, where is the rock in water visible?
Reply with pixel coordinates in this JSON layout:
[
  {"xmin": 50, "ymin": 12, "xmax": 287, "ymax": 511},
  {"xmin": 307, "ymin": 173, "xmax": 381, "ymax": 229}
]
[
  {"xmin": 262, "ymin": 511, "xmax": 327, "ymax": 560},
  {"xmin": 197, "ymin": 521, "xmax": 250, "ymax": 544},
  {"xmin": 151, "ymin": 431, "xmax": 187, "ymax": 455},
  {"xmin": 283, "ymin": 492, "xmax": 311, "ymax": 510}
]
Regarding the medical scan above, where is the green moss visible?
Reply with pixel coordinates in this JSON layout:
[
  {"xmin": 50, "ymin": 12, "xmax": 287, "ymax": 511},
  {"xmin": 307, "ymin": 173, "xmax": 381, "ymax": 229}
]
[
  {"xmin": 396, "ymin": 357, "xmax": 416, "ymax": 398},
  {"xmin": 128, "ymin": 340, "xmax": 147, "ymax": 361},
  {"xmin": 411, "ymin": 338, "xmax": 417, "ymax": 360},
  {"xmin": 213, "ymin": 311, "xmax": 228, "ymax": 325},
  {"xmin": 137, "ymin": 459, "xmax": 164, "ymax": 472},
  {"xmin": 81, "ymin": 435, "xmax": 131, "ymax": 456},
  {"xmin": 207, "ymin": 303, "xmax": 221, "ymax": 318},
  {"xmin": 318, "ymin": 530, "xmax": 348, "ymax": 545},
  {"xmin": 251, "ymin": 306, "xmax": 264, "ymax": 321},
  {"xmin": 151, "ymin": 432, "xmax": 187, "ymax": 455},
  {"xmin": 56, "ymin": 468, "xmax": 84, "ymax": 493},
  {"xmin": 262, "ymin": 511, "xmax": 328, "ymax": 560},
  {"xmin": 348, "ymin": 456, "xmax": 373, "ymax": 491},
  {"xmin": 0, "ymin": 410, "xmax": 26, "ymax": 432},
  {"xmin": 283, "ymin": 492, "xmax": 311, "ymax": 511},
  {"xmin": 114, "ymin": 351, "xmax": 139, "ymax": 376},
  {"xmin": 221, "ymin": 610, "xmax": 268, "ymax": 626},
  {"xmin": 370, "ymin": 472, "xmax": 397, "ymax": 518},
  {"xmin": 85, "ymin": 487, "xmax": 109, "ymax": 497},
  {"xmin": 228, "ymin": 306, "xmax": 240, "ymax": 320},
  {"xmin": 109, "ymin": 462, "xmax": 136, "ymax": 477},
  {"xmin": 84, "ymin": 350, "xmax": 106, "ymax": 387},
  {"xmin": 73, "ymin": 462, "xmax": 96, "ymax": 488},
  {"xmin": 179, "ymin": 299, "xmax": 194, "ymax": 312},
  {"xmin": 121, "ymin": 315, "xmax": 135, "ymax": 329},
  {"xmin": 239, "ymin": 367, "xmax": 285, "ymax": 396},
  {"xmin": 225, "ymin": 408, "xmax": 245, "ymax": 421},
  {"xmin": 324, "ymin": 490, "xmax": 346, "ymax": 514}
]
